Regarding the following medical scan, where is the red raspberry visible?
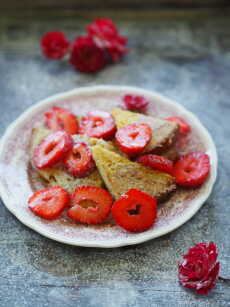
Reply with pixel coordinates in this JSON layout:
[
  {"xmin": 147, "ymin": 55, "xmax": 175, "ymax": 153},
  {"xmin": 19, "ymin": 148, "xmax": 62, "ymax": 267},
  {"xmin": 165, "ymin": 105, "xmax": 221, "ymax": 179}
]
[
  {"xmin": 28, "ymin": 186, "xmax": 70, "ymax": 220},
  {"xmin": 166, "ymin": 117, "xmax": 191, "ymax": 134},
  {"xmin": 115, "ymin": 123, "xmax": 152, "ymax": 156},
  {"xmin": 173, "ymin": 152, "xmax": 210, "ymax": 187},
  {"xmin": 44, "ymin": 107, "xmax": 78, "ymax": 135},
  {"xmin": 137, "ymin": 154, "xmax": 173, "ymax": 175},
  {"xmin": 112, "ymin": 189, "xmax": 157, "ymax": 232},
  {"xmin": 68, "ymin": 186, "xmax": 113, "ymax": 224},
  {"xmin": 123, "ymin": 94, "xmax": 149, "ymax": 112},
  {"xmin": 87, "ymin": 18, "xmax": 128, "ymax": 62},
  {"xmin": 40, "ymin": 31, "xmax": 69, "ymax": 59},
  {"xmin": 64, "ymin": 142, "xmax": 95, "ymax": 177},
  {"xmin": 33, "ymin": 131, "xmax": 73, "ymax": 169},
  {"xmin": 70, "ymin": 36, "xmax": 106, "ymax": 73},
  {"xmin": 79, "ymin": 111, "xmax": 116, "ymax": 139}
]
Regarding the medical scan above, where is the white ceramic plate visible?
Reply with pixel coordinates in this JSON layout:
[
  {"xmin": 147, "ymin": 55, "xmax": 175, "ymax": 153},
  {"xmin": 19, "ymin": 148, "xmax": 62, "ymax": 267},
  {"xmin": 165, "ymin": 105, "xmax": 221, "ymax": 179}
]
[{"xmin": 0, "ymin": 86, "xmax": 217, "ymax": 248}]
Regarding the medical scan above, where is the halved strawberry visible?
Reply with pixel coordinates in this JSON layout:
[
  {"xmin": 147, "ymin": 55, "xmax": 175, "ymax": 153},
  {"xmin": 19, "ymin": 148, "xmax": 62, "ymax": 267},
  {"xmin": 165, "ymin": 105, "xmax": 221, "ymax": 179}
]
[
  {"xmin": 64, "ymin": 142, "xmax": 95, "ymax": 177},
  {"xmin": 68, "ymin": 186, "xmax": 113, "ymax": 224},
  {"xmin": 173, "ymin": 152, "xmax": 210, "ymax": 187},
  {"xmin": 33, "ymin": 131, "xmax": 73, "ymax": 169},
  {"xmin": 137, "ymin": 154, "xmax": 173, "ymax": 175},
  {"xmin": 112, "ymin": 189, "xmax": 157, "ymax": 232},
  {"xmin": 115, "ymin": 123, "xmax": 152, "ymax": 156},
  {"xmin": 28, "ymin": 186, "xmax": 70, "ymax": 220},
  {"xmin": 44, "ymin": 106, "xmax": 78, "ymax": 135},
  {"xmin": 166, "ymin": 117, "xmax": 190, "ymax": 134},
  {"xmin": 79, "ymin": 111, "xmax": 116, "ymax": 139}
]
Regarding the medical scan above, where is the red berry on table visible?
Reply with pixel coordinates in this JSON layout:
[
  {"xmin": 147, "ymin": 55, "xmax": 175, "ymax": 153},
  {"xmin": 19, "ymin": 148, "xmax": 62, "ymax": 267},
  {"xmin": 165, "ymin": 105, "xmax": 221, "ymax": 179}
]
[
  {"xmin": 112, "ymin": 189, "xmax": 157, "ymax": 232},
  {"xmin": 115, "ymin": 123, "xmax": 152, "ymax": 156},
  {"xmin": 166, "ymin": 117, "xmax": 191, "ymax": 134},
  {"xmin": 44, "ymin": 106, "xmax": 79, "ymax": 135},
  {"xmin": 70, "ymin": 36, "xmax": 106, "ymax": 73},
  {"xmin": 28, "ymin": 186, "xmax": 70, "ymax": 220},
  {"xmin": 40, "ymin": 31, "xmax": 69, "ymax": 59},
  {"xmin": 137, "ymin": 154, "xmax": 173, "ymax": 175},
  {"xmin": 33, "ymin": 131, "xmax": 73, "ymax": 169},
  {"xmin": 68, "ymin": 186, "xmax": 113, "ymax": 224},
  {"xmin": 79, "ymin": 111, "xmax": 116, "ymax": 139},
  {"xmin": 87, "ymin": 18, "xmax": 128, "ymax": 62},
  {"xmin": 123, "ymin": 94, "xmax": 149, "ymax": 112},
  {"xmin": 173, "ymin": 152, "xmax": 210, "ymax": 187},
  {"xmin": 64, "ymin": 142, "xmax": 95, "ymax": 177}
]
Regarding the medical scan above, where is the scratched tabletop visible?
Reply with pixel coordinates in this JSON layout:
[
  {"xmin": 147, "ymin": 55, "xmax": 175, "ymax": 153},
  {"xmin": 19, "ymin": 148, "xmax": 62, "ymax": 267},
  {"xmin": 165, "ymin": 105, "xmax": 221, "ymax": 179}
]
[{"xmin": 0, "ymin": 6, "xmax": 230, "ymax": 307}]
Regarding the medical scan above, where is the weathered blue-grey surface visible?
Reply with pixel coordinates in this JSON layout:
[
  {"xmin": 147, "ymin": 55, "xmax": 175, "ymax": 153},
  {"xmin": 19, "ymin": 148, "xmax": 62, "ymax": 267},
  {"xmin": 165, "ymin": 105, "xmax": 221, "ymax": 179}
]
[{"xmin": 0, "ymin": 9, "xmax": 230, "ymax": 307}]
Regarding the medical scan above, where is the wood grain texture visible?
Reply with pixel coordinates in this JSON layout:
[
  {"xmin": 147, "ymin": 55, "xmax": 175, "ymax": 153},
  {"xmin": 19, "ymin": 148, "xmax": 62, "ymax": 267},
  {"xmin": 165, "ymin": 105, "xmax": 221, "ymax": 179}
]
[
  {"xmin": 0, "ymin": 8, "xmax": 230, "ymax": 307},
  {"xmin": 0, "ymin": 0, "xmax": 229, "ymax": 9}
]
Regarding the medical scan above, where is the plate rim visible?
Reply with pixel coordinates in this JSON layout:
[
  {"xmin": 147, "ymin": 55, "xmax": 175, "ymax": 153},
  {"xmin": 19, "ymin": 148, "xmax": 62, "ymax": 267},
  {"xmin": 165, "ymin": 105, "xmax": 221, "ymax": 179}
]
[{"xmin": 0, "ymin": 85, "xmax": 218, "ymax": 248}]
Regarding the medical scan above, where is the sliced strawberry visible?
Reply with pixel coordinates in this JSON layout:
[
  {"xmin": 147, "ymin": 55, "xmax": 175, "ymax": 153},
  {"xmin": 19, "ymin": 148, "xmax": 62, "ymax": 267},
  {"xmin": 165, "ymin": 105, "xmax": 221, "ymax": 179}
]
[
  {"xmin": 68, "ymin": 186, "xmax": 113, "ymax": 224},
  {"xmin": 44, "ymin": 106, "xmax": 78, "ymax": 135},
  {"xmin": 64, "ymin": 142, "xmax": 95, "ymax": 177},
  {"xmin": 166, "ymin": 117, "xmax": 190, "ymax": 134},
  {"xmin": 115, "ymin": 123, "xmax": 152, "ymax": 156},
  {"xmin": 33, "ymin": 131, "xmax": 73, "ymax": 169},
  {"xmin": 173, "ymin": 152, "xmax": 210, "ymax": 187},
  {"xmin": 112, "ymin": 189, "xmax": 157, "ymax": 232},
  {"xmin": 28, "ymin": 186, "xmax": 70, "ymax": 220},
  {"xmin": 137, "ymin": 154, "xmax": 173, "ymax": 175},
  {"xmin": 79, "ymin": 111, "xmax": 116, "ymax": 139}
]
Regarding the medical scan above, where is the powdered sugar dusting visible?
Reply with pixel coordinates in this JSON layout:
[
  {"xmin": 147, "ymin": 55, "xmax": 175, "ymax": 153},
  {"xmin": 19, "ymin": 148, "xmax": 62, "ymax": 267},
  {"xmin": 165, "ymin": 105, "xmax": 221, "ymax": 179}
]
[{"xmin": 0, "ymin": 86, "xmax": 217, "ymax": 247}]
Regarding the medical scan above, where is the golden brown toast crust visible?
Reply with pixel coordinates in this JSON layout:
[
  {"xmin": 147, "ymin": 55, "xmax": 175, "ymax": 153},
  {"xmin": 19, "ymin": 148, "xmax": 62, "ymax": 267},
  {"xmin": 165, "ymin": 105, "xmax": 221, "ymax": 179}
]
[
  {"xmin": 92, "ymin": 144, "xmax": 176, "ymax": 201},
  {"xmin": 112, "ymin": 108, "xmax": 179, "ymax": 154}
]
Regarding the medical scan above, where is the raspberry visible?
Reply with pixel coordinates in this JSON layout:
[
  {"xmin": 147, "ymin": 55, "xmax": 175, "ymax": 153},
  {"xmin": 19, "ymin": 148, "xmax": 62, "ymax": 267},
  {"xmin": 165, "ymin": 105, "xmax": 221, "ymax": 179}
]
[
  {"xmin": 79, "ymin": 111, "xmax": 116, "ymax": 139},
  {"xmin": 28, "ymin": 186, "xmax": 70, "ymax": 220},
  {"xmin": 70, "ymin": 36, "xmax": 106, "ymax": 73},
  {"xmin": 64, "ymin": 142, "xmax": 95, "ymax": 177},
  {"xmin": 68, "ymin": 186, "xmax": 113, "ymax": 224},
  {"xmin": 173, "ymin": 152, "xmax": 210, "ymax": 187},
  {"xmin": 44, "ymin": 107, "xmax": 78, "ymax": 135},
  {"xmin": 112, "ymin": 189, "xmax": 157, "ymax": 232},
  {"xmin": 41, "ymin": 31, "xmax": 69, "ymax": 59},
  {"xmin": 87, "ymin": 18, "xmax": 128, "ymax": 62},
  {"xmin": 123, "ymin": 94, "xmax": 149, "ymax": 112},
  {"xmin": 115, "ymin": 123, "xmax": 152, "ymax": 156},
  {"xmin": 137, "ymin": 154, "xmax": 173, "ymax": 175},
  {"xmin": 166, "ymin": 117, "xmax": 191, "ymax": 134},
  {"xmin": 33, "ymin": 131, "xmax": 73, "ymax": 169}
]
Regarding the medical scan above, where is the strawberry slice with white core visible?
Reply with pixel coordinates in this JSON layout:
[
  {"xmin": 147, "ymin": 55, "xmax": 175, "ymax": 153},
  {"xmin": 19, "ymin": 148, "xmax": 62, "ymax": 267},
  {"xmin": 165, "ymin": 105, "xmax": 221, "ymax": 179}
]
[
  {"xmin": 44, "ymin": 106, "xmax": 78, "ymax": 135},
  {"xmin": 33, "ymin": 131, "xmax": 73, "ymax": 169},
  {"xmin": 64, "ymin": 142, "xmax": 95, "ymax": 177},
  {"xmin": 68, "ymin": 186, "xmax": 113, "ymax": 224},
  {"xmin": 28, "ymin": 186, "xmax": 70, "ymax": 220},
  {"xmin": 79, "ymin": 111, "xmax": 116, "ymax": 139},
  {"xmin": 173, "ymin": 152, "xmax": 210, "ymax": 187}
]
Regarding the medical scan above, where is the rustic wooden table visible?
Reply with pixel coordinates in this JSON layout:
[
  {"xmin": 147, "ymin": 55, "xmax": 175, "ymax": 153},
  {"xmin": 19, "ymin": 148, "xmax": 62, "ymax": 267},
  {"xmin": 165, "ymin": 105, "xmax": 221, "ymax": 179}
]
[{"xmin": 0, "ymin": 7, "xmax": 230, "ymax": 307}]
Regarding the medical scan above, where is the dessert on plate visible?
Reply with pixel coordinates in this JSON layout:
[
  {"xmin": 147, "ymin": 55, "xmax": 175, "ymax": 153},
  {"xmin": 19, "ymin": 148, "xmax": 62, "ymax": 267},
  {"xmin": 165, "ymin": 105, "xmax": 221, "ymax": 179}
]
[{"xmin": 28, "ymin": 96, "xmax": 211, "ymax": 233}]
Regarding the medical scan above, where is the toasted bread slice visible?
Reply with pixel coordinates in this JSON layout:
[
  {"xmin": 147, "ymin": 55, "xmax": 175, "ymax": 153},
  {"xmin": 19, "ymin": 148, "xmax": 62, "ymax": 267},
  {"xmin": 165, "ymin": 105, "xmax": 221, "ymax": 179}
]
[
  {"xmin": 92, "ymin": 145, "xmax": 176, "ymax": 201},
  {"xmin": 30, "ymin": 127, "xmax": 105, "ymax": 192},
  {"xmin": 112, "ymin": 108, "xmax": 179, "ymax": 154}
]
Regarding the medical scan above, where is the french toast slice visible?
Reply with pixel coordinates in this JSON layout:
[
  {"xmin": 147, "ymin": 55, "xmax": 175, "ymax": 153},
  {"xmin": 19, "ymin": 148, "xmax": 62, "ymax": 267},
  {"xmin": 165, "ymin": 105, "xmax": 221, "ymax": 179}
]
[
  {"xmin": 30, "ymin": 127, "xmax": 106, "ymax": 192},
  {"xmin": 112, "ymin": 108, "xmax": 179, "ymax": 154},
  {"xmin": 92, "ymin": 145, "xmax": 176, "ymax": 201}
]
